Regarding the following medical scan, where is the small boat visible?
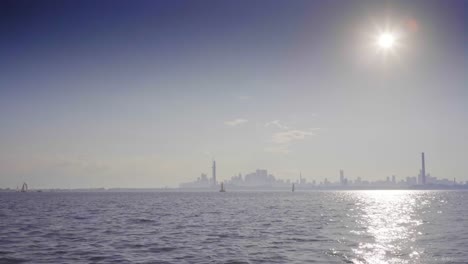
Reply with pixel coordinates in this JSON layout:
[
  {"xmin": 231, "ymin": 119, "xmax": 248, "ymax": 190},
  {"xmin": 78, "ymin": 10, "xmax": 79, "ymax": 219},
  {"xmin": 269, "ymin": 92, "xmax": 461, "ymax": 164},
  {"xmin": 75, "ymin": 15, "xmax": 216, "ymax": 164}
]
[
  {"xmin": 220, "ymin": 182, "xmax": 226, "ymax": 192},
  {"xmin": 292, "ymin": 183, "xmax": 295, "ymax": 192},
  {"xmin": 20, "ymin": 182, "xmax": 28, "ymax": 193}
]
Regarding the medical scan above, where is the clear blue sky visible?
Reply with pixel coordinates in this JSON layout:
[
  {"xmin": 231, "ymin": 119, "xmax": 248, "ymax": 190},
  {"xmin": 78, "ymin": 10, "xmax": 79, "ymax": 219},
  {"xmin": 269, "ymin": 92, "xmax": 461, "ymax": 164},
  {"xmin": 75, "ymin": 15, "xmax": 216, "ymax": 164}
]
[{"xmin": 0, "ymin": 0, "xmax": 466, "ymax": 188}]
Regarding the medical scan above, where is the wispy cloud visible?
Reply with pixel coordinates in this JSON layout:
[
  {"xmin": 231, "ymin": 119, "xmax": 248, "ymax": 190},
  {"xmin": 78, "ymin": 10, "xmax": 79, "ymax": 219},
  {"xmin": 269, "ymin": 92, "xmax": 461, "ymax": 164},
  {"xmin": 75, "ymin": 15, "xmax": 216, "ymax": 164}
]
[
  {"xmin": 265, "ymin": 120, "xmax": 289, "ymax": 130},
  {"xmin": 225, "ymin": 118, "xmax": 248, "ymax": 127},
  {"xmin": 271, "ymin": 129, "xmax": 315, "ymax": 144},
  {"xmin": 264, "ymin": 120, "xmax": 319, "ymax": 154}
]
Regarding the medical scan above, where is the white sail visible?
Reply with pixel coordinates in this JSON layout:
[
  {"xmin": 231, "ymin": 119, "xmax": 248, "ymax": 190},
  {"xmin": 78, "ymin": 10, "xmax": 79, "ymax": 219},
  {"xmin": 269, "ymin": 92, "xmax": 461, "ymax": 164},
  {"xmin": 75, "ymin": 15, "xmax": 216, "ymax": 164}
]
[{"xmin": 21, "ymin": 182, "xmax": 28, "ymax": 192}]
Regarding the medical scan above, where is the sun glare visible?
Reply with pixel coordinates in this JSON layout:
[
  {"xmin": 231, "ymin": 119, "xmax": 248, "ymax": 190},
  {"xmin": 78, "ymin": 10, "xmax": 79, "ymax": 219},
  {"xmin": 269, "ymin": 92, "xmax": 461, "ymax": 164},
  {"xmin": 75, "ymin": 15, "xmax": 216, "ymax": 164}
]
[{"xmin": 377, "ymin": 32, "xmax": 396, "ymax": 49}]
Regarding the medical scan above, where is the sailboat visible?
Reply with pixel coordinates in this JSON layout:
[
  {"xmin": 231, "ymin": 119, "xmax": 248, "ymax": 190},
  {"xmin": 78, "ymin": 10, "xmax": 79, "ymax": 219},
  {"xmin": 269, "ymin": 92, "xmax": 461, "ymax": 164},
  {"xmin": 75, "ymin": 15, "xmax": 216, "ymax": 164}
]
[
  {"xmin": 20, "ymin": 182, "xmax": 28, "ymax": 193},
  {"xmin": 220, "ymin": 182, "xmax": 226, "ymax": 192},
  {"xmin": 292, "ymin": 183, "xmax": 295, "ymax": 192}
]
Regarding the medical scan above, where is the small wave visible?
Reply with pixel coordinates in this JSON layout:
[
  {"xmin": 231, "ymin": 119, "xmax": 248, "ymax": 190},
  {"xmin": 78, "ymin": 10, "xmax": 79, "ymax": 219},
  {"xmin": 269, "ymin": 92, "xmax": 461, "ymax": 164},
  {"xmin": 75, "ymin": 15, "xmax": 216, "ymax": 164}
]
[
  {"xmin": 26, "ymin": 230, "xmax": 42, "ymax": 236},
  {"xmin": 72, "ymin": 215, "xmax": 89, "ymax": 220},
  {"xmin": 287, "ymin": 237, "xmax": 327, "ymax": 242},
  {"xmin": 0, "ymin": 257, "xmax": 27, "ymax": 264},
  {"xmin": 88, "ymin": 256, "xmax": 108, "ymax": 262},
  {"xmin": 149, "ymin": 247, "xmax": 177, "ymax": 253},
  {"xmin": 224, "ymin": 260, "xmax": 250, "ymax": 264},
  {"xmin": 130, "ymin": 218, "xmax": 156, "ymax": 224}
]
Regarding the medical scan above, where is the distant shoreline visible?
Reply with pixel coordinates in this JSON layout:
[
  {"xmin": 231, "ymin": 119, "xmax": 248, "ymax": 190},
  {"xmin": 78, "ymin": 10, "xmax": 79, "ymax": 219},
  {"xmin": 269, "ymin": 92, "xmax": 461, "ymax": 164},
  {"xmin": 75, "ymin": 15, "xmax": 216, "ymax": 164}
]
[{"xmin": 1, "ymin": 185, "xmax": 468, "ymax": 193}]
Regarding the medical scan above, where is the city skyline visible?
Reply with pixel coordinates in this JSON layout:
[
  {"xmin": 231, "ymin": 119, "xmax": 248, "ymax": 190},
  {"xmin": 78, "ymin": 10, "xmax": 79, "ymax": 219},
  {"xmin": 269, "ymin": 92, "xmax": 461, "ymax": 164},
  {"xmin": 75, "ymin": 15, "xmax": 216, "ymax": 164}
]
[
  {"xmin": 1, "ymin": 0, "xmax": 467, "ymax": 188},
  {"xmin": 180, "ymin": 153, "xmax": 468, "ymax": 190}
]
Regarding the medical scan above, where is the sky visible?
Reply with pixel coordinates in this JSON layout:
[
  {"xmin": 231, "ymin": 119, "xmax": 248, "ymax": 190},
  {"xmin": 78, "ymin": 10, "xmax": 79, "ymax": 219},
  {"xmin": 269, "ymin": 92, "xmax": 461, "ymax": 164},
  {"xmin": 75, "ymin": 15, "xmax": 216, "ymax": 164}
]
[{"xmin": 0, "ymin": 0, "xmax": 467, "ymax": 188}]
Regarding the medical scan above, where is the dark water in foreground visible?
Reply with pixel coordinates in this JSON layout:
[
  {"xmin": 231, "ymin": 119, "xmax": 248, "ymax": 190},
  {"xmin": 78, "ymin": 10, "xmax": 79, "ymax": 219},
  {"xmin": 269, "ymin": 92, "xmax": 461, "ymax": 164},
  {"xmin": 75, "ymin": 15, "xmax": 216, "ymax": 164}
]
[{"xmin": 0, "ymin": 191, "xmax": 467, "ymax": 264}]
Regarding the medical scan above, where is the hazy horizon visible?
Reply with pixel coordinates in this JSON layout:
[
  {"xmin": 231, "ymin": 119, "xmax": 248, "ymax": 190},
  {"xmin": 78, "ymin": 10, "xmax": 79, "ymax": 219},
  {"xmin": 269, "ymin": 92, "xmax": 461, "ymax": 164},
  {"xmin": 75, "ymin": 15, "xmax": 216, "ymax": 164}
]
[{"xmin": 1, "ymin": 0, "xmax": 467, "ymax": 188}]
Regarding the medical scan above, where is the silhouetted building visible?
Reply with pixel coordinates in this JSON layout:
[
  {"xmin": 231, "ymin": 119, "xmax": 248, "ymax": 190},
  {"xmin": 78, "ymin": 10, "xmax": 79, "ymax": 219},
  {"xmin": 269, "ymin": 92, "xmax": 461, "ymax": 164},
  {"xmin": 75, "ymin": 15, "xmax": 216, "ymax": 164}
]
[
  {"xmin": 244, "ymin": 169, "xmax": 273, "ymax": 186},
  {"xmin": 299, "ymin": 172, "xmax": 306, "ymax": 184},
  {"xmin": 421, "ymin": 152, "xmax": 426, "ymax": 185},
  {"xmin": 407, "ymin": 176, "xmax": 417, "ymax": 185},
  {"xmin": 212, "ymin": 160, "xmax": 217, "ymax": 186},
  {"xmin": 224, "ymin": 169, "xmax": 287, "ymax": 187},
  {"xmin": 179, "ymin": 172, "xmax": 211, "ymax": 188}
]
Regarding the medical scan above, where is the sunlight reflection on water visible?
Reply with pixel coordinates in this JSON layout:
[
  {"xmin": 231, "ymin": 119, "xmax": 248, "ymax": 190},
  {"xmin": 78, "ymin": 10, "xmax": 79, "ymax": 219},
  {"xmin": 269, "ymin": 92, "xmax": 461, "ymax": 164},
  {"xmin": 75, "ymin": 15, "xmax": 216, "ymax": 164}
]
[{"xmin": 349, "ymin": 191, "xmax": 425, "ymax": 264}]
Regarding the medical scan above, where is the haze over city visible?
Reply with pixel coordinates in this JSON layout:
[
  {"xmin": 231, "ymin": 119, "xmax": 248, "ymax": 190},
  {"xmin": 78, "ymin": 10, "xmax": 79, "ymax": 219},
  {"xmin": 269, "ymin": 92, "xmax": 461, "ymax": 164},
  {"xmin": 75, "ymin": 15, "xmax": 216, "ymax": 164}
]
[{"xmin": 0, "ymin": 0, "xmax": 466, "ymax": 189}]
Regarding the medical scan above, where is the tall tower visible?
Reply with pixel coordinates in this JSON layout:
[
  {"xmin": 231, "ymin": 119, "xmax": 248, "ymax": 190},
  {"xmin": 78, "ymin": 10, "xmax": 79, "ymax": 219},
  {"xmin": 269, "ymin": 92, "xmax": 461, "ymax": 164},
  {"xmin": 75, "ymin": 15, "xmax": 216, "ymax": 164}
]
[
  {"xmin": 212, "ymin": 160, "xmax": 217, "ymax": 186},
  {"xmin": 339, "ymin": 170, "xmax": 344, "ymax": 185},
  {"xmin": 421, "ymin": 152, "xmax": 426, "ymax": 185}
]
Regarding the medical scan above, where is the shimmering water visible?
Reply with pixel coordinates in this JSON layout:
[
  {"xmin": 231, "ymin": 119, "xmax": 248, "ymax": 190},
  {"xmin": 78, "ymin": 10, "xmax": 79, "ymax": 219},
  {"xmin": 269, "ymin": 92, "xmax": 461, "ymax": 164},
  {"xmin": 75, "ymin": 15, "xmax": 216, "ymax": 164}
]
[{"xmin": 0, "ymin": 191, "xmax": 467, "ymax": 263}]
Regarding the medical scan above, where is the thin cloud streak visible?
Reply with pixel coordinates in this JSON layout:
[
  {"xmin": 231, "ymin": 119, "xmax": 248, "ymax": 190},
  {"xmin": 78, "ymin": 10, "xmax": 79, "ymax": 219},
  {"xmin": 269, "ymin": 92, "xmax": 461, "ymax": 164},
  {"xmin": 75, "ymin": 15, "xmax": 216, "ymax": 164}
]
[
  {"xmin": 265, "ymin": 119, "xmax": 319, "ymax": 154},
  {"xmin": 271, "ymin": 129, "xmax": 315, "ymax": 144},
  {"xmin": 265, "ymin": 120, "xmax": 289, "ymax": 130},
  {"xmin": 225, "ymin": 118, "xmax": 248, "ymax": 127}
]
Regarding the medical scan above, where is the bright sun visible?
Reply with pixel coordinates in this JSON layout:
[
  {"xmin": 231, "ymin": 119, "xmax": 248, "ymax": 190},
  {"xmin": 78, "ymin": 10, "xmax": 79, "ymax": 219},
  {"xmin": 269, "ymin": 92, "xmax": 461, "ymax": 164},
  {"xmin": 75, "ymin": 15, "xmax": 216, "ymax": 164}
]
[{"xmin": 377, "ymin": 32, "xmax": 396, "ymax": 49}]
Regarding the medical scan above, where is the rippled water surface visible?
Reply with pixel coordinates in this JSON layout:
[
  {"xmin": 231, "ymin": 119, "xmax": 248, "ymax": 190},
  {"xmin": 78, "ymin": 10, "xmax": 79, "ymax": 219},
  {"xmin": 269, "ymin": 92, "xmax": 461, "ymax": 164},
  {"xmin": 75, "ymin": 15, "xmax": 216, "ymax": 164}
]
[{"xmin": 1, "ymin": 191, "xmax": 467, "ymax": 263}]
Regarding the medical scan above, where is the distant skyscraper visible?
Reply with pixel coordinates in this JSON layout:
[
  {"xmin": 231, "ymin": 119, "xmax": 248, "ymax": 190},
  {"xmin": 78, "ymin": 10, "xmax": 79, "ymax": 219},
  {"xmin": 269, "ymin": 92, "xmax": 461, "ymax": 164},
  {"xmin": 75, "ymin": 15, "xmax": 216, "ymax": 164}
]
[
  {"xmin": 339, "ymin": 170, "xmax": 344, "ymax": 185},
  {"xmin": 421, "ymin": 152, "xmax": 426, "ymax": 185},
  {"xmin": 212, "ymin": 160, "xmax": 217, "ymax": 186}
]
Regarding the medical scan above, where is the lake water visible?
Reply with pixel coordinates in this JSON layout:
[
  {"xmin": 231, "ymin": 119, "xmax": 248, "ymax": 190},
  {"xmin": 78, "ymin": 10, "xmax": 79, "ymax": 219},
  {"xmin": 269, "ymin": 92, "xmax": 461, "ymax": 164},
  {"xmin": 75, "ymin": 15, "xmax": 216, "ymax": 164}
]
[{"xmin": 0, "ymin": 191, "xmax": 467, "ymax": 263}]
